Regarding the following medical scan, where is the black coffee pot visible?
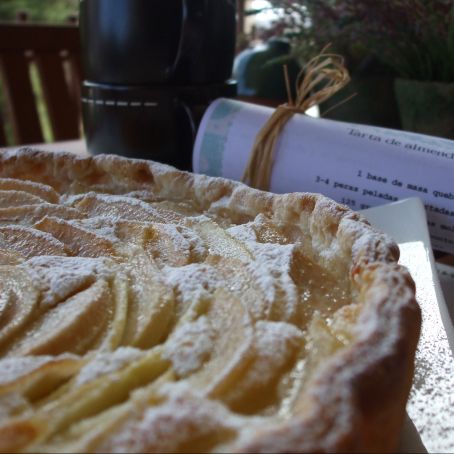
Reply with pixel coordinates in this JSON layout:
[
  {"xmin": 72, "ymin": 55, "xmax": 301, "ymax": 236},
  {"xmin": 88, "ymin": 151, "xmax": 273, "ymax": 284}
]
[{"xmin": 79, "ymin": 0, "xmax": 237, "ymax": 170}]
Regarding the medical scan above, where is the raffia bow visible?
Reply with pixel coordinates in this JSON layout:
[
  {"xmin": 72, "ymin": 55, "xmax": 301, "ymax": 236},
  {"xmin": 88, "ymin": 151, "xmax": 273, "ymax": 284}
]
[{"xmin": 241, "ymin": 47, "xmax": 352, "ymax": 191}]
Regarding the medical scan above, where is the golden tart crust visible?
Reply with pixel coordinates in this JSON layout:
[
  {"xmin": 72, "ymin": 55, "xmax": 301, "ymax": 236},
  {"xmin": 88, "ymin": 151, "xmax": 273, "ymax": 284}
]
[{"xmin": 0, "ymin": 149, "xmax": 420, "ymax": 453}]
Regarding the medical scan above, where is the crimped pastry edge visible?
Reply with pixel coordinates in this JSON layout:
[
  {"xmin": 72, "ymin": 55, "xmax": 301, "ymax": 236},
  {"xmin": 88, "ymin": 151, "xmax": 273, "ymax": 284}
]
[
  {"xmin": 0, "ymin": 148, "xmax": 421, "ymax": 452},
  {"xmin": 0, "ymin": 148, "xmax": 399, "ymax": 271}
]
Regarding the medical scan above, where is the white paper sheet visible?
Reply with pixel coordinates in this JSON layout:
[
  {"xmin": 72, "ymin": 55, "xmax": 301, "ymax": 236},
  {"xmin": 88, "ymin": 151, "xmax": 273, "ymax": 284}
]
[{"xmin": 193, "ymin": 98, "xmax": 454, "ymax": 254}]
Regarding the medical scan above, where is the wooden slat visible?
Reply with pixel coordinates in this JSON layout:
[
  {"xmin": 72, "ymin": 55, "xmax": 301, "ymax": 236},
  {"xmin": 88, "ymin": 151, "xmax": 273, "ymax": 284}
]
[
  {"xmin": 0, "ymin": 23, "xmax": 80, "ymax": 52},
  {"xmin": 0, "ymin": 23, "xmax": 82, "ymax": 146},
  {"xmin": 0, "ymin": 52, "xmax": 44, "ymax": 144},
  {"xmin": 36, "ymin": 52, "xmax": 79, "ymax": 141},
  {"xmin": 67, "ymin": 51, "xmax": 83, "ymax": 122},
  {"xmin": 0, "ymin": 112, "xmax": 7, "ymax": 146}
]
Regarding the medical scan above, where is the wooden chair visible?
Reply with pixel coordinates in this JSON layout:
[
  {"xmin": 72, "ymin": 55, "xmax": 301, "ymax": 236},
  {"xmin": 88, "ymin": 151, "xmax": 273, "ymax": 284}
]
[{"xmin": 0, "ymin": 23, "xmax": 82, "ymax": 146}]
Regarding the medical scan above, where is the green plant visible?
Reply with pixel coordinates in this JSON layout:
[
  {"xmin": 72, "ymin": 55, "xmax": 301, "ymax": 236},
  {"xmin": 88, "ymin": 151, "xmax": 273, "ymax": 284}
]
[
  {"xmin": 255, "ymin": 1, "xmax": 454, "ymax": 81},
  {"xmin": 323, "ymin": 0, "xmax": 454, "ymax": 82},
  {"xmin": 390, "ymin": 1, "xmax": 454, "ymax": 81},
  {"xmin": 0, "ymin": 0, "xmax": 79, "ymax": 23}
]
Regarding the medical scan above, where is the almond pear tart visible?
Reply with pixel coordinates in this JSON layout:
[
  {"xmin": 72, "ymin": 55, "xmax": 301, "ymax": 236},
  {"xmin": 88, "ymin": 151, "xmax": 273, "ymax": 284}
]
[{"xmin": 0, "ymin": 149, "xmax": 420, "ymax": 453}]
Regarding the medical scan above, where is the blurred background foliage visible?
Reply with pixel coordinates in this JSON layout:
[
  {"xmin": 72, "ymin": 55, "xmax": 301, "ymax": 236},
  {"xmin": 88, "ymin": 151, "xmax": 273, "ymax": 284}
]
[
  {"xmin": 238, "ymin": 0, "xmax": 454, "ymax": 136},
  {"xmin": 245, "ymin": 0, "xmax": 454, "ymax": 82},
  {"xmin": 0, "ymin": 0, "xmax": 78, "ymax": 23}
]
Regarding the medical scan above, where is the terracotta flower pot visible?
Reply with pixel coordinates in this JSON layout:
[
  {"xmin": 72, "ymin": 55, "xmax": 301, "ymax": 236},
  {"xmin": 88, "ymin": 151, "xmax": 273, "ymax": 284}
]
[{"xmin": 394, "ymin": 78, "xmax": 454, "ymax": 140}]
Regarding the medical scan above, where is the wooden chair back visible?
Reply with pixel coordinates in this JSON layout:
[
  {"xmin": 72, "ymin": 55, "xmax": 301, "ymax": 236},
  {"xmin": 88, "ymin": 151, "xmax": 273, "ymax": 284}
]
[{"xmin": 0, "ymin": 23, "xmax": 82, "ymax": 146}]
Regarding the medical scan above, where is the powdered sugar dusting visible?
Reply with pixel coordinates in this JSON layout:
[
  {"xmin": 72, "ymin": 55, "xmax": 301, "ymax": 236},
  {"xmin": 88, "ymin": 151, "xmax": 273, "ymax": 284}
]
[
  {"xmin": 175, "ymin": 224, "xmax": 207, "ymax": 261},
  {"xmin": 162, "ymin": 263, "xmax": 221, "ymax": 313},
  {"xmin": 227, "ymin": 222, "xmax": 258, "ymax": 243},
  {"xmin": 70, "ymin": 192, "xmax": 168, "ymax": 223},
  {"xmin": 148, "ymin": 223, "xmax": 207, "ymax": 266},
  {"xmin": 0, "ymin": 150, "xmax": 411, "ymax": 453},
  {"xmin": 98, "ymin": 383, "xmax": 263, "ymax": 453},
  {"xmin": 163, "ymin": 315, "xmax": 215, "ymax": 377},
  {"xmin": 75, "ymin": 347, "xmax": 144, "ymax": 386},
  {"xmin": 251, "ymin": 321, "xmax": 303, "ymax": 383},
  {"xmin": 0, "ymin": 177, "xmax": 59, "ymax": 203},
  {"xmin": 21, "ymin": 256, "xmax": 115, "ymax": 308},
  {"xmin": 0, "ymin": 224, "xmax": 67, "ymax": 257},
  {"xmin": 68, "ymin": 216, "xmax": 119, "ymax": 241},
  {"xmin": 246, "ymin": 242, "xmax": 299, "ymax": 322},
  {"xmin": 0, "ymin": 354, "xmax": 78, "ymax": 385},
  {"xmin": 0, "ymin": 393, "xmax": 31, "ymax": 421}
]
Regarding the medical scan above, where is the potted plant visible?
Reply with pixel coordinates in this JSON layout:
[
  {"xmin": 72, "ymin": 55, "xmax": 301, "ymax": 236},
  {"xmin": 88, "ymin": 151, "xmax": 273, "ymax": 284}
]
[
  {"xmin": 250, "ymin": 0, "xmax": 454, "ymax": 137},
  {"xmin": 244, "ymin": 0, "xmax": 402, "ymax": 128},
  {"xmin": 313, "ymin": 0, "xmax": 454, "ymax": 138},
  {"xmin": 367, "ymin": 0, "xmax": 454, "ymax": 139}
]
